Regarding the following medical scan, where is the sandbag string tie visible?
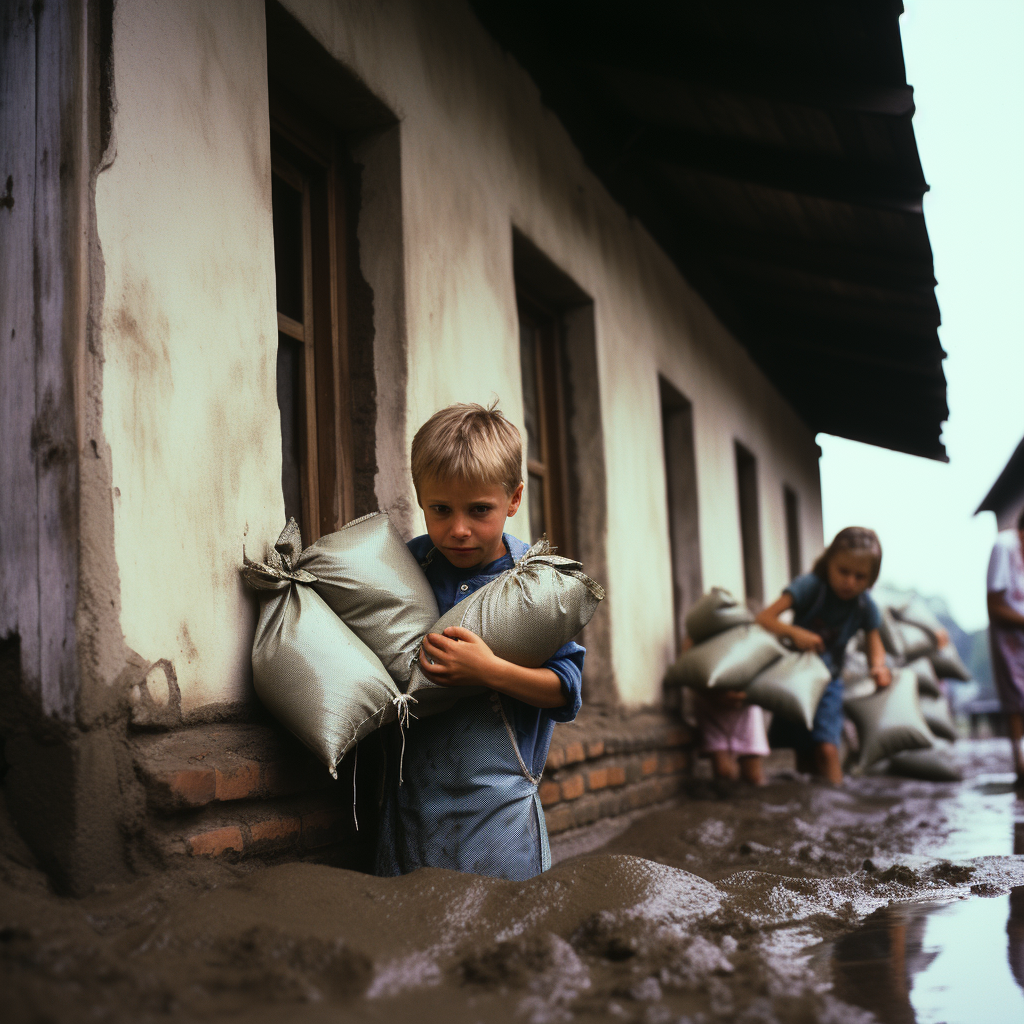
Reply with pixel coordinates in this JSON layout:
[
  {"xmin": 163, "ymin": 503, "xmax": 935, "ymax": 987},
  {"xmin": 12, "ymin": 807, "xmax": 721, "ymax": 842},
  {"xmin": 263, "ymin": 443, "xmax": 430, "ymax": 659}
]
[
  {"xmin": 352, "ymin": 743, "xmax": 359, "ymax": 831},
  {"xmin": 392, "ymin": 693, "xmax": 417, "ymax": 786}
]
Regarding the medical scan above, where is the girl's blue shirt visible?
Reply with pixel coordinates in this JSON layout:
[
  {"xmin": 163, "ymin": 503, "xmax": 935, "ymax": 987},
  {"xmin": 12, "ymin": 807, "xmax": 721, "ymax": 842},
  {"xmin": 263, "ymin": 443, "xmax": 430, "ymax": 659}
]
[{"xmin": 407, "ymin": 532, "xmax": 584, "ymax": 777}]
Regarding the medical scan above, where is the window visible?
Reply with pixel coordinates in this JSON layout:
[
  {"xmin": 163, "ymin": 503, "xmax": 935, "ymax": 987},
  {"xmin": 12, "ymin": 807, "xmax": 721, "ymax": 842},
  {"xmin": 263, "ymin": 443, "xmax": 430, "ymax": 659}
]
[
  {"xmin": 784, "ymin": 485, "xmax": 802, "ymax": 581},
  {"xmin": 735, "ymin": 442, "xmax": 763, "ymax": 609},
  {"xmin": 660, "ymin": 378, "xmax": 703, "ymax": 654},
  {"xmin": 270, "ymin": 97, "xmax": 354, "ymax": 543},
  {"xmin": 518, "ymin": 296, "xmax": 574, "ymax": 556}
]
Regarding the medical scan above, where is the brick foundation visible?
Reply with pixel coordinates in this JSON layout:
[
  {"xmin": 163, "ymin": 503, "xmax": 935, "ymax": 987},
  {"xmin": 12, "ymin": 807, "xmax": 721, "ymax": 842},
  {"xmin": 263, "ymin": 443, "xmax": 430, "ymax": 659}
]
[{"xmin": 129, "ymin": 707, "xmax": 692, "ymax": 865}]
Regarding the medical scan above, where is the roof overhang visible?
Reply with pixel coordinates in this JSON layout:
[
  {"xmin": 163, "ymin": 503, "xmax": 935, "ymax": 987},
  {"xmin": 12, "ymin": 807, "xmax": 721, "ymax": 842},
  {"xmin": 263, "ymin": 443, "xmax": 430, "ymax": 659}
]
[{"xmin": 471, "ymin": 0, "xmax": 948, "ymax": 460}]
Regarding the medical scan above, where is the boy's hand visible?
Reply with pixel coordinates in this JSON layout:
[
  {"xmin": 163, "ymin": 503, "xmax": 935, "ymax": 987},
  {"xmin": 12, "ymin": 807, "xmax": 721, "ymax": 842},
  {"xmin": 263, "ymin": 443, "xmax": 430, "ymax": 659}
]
[
  {"xmin": 418, "ymin": 626, "xmax": 498, "ymax": 687},
  {"xmin": 788, "ymin": 626, "xmax": 826, "ymax": 654},
  {"xmin": 870, "ymin": 664, "xmax": 892, "ymax": 688},
  {"xmin": 935, "ymin": 627, "xmax": 950, "ymax": 649}
]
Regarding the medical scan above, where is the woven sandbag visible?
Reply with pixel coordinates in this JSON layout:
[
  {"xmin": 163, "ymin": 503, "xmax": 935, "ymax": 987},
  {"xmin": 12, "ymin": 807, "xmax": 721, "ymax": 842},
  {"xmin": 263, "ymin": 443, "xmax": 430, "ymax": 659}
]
[
  {"xmin": 684, "ymin": 587, "xmax": 753, "ymax": 643},
  {"xmin": 891, "ymin": 619, "xmax": 935, "ymax": 660},
  {"xmin": 843, "ymin": 667, "xmax": 933, "ymax": 768},
  {"xmin": 876, "ymin": 608, "xmax": 907, "ymax": 659},
  {"xmin": 870, "ymin": 585, "xmax": 913, "ymax": 615},
  {"xmin": 244, "ymin": 563, "xmax": 403, "ymax": 777},
  {"xmin": 406, "ymin": 539, "xmax": 605, "ymax": 716},
  {"xmin": 894, "ymin": 596, "xmax": 946, "ymax": 643},
  {"xmin": 665, "ymin": 624, "xmax": 785, "ymax": 690},
  {"xmin": 929, "ymin": 642, "xmax": 972, "ymax": 681},
  {"xmin": 745, "ymin": 650, "xmax": 831, "ymax": 731},
  {"xmin": 886, "ymin": 742, "xmax": 962, "ymax": 782},
  {"xmin": 906, "ymin": 656, "xmax": 942, "ymax": 698},
  {"xmin": 919, "ymin": 694, "xmax": 957, "ymax": 741},
  {"xmin": 280, "ymin": 513, "xmax": 440, "ymax": 684}
]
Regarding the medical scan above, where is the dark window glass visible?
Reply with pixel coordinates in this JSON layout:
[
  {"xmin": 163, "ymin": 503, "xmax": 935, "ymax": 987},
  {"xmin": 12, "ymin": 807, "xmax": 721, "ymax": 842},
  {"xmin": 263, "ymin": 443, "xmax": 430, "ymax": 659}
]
[
  {"xmin": 271, "ymin": 173, "xmax": 304, "ymax": 322},
  {"xmin": 277, "ymin": 333, "xmax": 303, "ymax": 527},
  {"xmin": 784, "ymin": 485, "xmax": 802, "ymax": 580},
  {"xmin": 735, "ymin": 442, "xmax": 764, "ymax": 609}
]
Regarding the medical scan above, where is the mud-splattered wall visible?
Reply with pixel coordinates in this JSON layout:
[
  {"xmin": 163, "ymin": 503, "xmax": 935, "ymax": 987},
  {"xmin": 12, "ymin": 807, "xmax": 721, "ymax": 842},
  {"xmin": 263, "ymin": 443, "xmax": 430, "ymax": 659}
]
[{"xmin": 95, "ymin": 0, "xmax": 282, "ymax": 714}]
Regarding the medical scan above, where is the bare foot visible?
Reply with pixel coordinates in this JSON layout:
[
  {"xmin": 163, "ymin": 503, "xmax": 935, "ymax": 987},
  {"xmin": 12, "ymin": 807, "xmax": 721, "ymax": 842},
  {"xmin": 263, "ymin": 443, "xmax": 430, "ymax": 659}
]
[
  {"xmin": 711, "ymin": 750, "xmax": 739, "ymax": 781},
  {"xmin": 739, "ymin": 755, "xmax": 765, "ymax": 786},
  {"xmin": 814, "ymin": 742, "xmax": 844, "ymax": 785}
]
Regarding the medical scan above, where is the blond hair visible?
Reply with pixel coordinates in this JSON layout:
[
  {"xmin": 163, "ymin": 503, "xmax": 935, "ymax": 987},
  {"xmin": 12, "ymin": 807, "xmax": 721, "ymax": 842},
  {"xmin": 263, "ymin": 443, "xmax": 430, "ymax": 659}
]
[{"xmin": 411, "ymin": 402, "xmax": 523, "ymax": 496}]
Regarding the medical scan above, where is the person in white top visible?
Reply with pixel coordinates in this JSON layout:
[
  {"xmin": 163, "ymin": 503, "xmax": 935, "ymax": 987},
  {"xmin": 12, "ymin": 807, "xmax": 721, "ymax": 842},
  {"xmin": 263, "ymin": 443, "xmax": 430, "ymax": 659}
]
[{"xmin": 987, "ymin": 508, "xmax": 1024, "ymax": 783}]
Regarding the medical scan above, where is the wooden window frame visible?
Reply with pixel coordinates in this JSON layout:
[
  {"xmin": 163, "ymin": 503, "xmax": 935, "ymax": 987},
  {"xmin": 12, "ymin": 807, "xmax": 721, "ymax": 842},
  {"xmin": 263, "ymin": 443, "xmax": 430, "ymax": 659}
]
[
  {"xmin": 270, "ymin": 91, "xmax": 354, "ymax": 544},
  {"xmin": 517, "ymin": 293, "xmax": 575, "ymax": 558}
]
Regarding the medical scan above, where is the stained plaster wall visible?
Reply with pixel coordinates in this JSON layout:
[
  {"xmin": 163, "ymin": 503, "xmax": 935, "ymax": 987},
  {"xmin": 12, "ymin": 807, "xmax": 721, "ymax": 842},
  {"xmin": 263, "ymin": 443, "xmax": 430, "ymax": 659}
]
[
  {"xmin": 95, "ymin": 0, "xmax": 823, "ymax": 713},
  {"xmin": 95, "ymin": 0, "xmax": 282, "ymax": 714},
  {"xmin": 277, "ymin": 0, "xmax": 825, "ymax": 705}
]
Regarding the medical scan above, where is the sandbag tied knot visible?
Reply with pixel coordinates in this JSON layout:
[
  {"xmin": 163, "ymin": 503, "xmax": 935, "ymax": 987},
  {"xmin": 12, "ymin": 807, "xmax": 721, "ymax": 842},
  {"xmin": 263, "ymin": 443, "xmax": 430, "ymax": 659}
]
[{"xmin": 240, "ymin": 519, "xmax": 319, "ymax": 591}]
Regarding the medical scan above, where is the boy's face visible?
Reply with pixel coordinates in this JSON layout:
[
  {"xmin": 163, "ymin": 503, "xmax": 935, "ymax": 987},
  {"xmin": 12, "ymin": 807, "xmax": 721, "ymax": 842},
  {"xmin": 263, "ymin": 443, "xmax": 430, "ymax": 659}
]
[{"xmin": 418, "ymin": 475, "xmax": 524, "ymax": 569}]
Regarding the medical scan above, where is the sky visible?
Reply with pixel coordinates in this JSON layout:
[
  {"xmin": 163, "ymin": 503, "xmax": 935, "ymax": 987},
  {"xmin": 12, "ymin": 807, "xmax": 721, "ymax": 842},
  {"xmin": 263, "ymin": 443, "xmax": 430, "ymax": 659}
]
[{"xmin": 818, "ymin": 0, "xmax": 1024, "ymax": 633}]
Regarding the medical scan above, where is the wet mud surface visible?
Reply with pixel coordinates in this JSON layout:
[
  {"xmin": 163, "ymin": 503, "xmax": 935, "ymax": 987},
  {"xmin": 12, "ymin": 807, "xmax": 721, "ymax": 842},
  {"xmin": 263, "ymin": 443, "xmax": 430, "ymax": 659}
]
[{"xmin": 3, "ymin": 739, "xmax": 1024, "ymax": 1023}]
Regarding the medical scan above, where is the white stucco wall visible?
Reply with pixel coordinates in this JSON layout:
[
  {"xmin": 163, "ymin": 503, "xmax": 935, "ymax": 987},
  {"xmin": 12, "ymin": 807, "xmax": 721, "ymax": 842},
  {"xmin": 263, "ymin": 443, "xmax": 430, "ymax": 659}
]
[
  {"xmin": 96, "ymin": 0, "xmax": 283, "ymax": 712},
  {"xmin": 96, "ymin": 0, "xmax": 824, "ymax": 711}
]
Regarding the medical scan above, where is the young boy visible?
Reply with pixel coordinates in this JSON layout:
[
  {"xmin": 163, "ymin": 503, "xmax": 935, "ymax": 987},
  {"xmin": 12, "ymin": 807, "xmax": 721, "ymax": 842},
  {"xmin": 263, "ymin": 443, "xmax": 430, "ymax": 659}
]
[{"xmin": 374, "ymin": 403, "xmax": 585, "ymax": 881}]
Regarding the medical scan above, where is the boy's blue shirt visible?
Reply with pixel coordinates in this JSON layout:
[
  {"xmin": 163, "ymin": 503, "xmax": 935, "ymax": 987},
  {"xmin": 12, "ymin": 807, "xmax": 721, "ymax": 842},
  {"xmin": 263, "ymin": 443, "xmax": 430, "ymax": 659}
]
[{"xmin": 407, "ymin": 532, "xmax": 584, "ymax": 778}]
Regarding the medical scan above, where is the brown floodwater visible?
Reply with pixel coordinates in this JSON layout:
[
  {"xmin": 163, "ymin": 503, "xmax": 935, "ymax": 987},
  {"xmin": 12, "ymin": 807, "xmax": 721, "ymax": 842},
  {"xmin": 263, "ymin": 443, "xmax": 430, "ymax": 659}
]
[{"xmin": 3, "ymin": 738, "xmax": 1024, "ymax": 1023}]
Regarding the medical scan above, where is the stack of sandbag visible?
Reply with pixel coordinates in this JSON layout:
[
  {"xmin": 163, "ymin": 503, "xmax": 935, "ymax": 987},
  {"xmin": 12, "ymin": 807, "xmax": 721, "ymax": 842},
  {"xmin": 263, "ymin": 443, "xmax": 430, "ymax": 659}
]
[
  {"xmin": 243, "ymin": 519, "xmax": 605, "ymax": 772},
  {"xmin": 406, "ymin": 538, "xmax": 605, "ymax": 716},
  {"xmin": 664, "ymin": 588, "xmax": 831, "ymax": 731},
  {"xmin": 242, "ymin": 513, "xmax": 436, "ymax": 777}
]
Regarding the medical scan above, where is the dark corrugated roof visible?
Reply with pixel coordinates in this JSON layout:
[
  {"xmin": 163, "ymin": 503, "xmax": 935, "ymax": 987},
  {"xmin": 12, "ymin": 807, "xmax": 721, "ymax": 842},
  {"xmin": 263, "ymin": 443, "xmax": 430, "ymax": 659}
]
[
  {"xmin": 976, "ymin": 436, "xmax": 1024, "ymax": 528},
  {"xmin": 471, "ymin": 0, "xmax": 947, "ymax": 459}
]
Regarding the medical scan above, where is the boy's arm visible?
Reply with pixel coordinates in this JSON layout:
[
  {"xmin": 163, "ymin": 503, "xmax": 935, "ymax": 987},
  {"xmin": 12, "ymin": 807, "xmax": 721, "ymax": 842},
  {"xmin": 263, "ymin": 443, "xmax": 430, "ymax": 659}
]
[
  {"xmin": 419, "ymin": 627, "xmax": 567, "ymax": 708},
  {"xmin": 755, "ymin": 593, "xmax": 825, "ymax": 653},
  {"xmin": 866, "ymin": 628, "xmax": 891, "ymax": 688}
]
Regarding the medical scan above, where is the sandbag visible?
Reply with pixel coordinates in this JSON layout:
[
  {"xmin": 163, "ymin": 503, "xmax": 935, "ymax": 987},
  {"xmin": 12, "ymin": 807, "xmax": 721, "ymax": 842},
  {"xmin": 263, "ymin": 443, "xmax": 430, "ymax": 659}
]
[
  {"xmin": 894, "ymin": 596, "xmax": 946, "ymax": 643},
  {"xmin": 282, "ymin": 513, "xmax": 439, "ymax": 684},
  {"xmin": 843, "ymin": 667, "xmax": 933, "ymax": 768},
  {"xmin": 886, "ymin": 742, "xmax": 963, "ymax": 782},
  {"xmin": 665, "ymin": 624, "xmax": 785, "ymax": 690},
  {"xmin": 929, "ymin": 642, "xmax": 972, "ymax": 681},
  {"xmin": 406, "ymin": 539, "xmax": 605, "ymax": 716},
  {"xmin": 876, "ymin": 608, "xmax": 907, "ymax": 659},
  {"xmin": 906, "ymin": 656, "xmax": 942, "ymax": 698},
  {"xmin": 684, "ymin": 587, "xmax": 753, "ymax": 643},
  {"xmin": 890, "ymin": 619, "xmax": 935, "ymax": 660},
  {"xmin": 244, "ymin": 563, "xmax": 403, "ymax": 776},
  {"xmin": 919, "ymin": 694, "xmax": 957, "ymax": 741},
  {"xmin": 746, "ymin": 650, "xmax": 831, "ymax": 731},
  {"xmin": 842, "ymin": 648, "xmax": 870, "ymax": 687},
  {"xmin": 870, "ymin": 585, "xmax": 913, "ymax": 616}
]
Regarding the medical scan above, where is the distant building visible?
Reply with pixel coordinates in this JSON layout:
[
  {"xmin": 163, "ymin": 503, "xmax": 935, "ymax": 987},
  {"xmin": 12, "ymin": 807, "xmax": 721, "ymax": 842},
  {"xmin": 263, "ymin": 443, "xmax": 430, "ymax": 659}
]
[
  {"xmin": 977, "ymin": 435, "xmax": 1024, "ymax": 531},
  {"xmin": 1, "ymin": 0, "xmax": 945, "ymax": 891}
]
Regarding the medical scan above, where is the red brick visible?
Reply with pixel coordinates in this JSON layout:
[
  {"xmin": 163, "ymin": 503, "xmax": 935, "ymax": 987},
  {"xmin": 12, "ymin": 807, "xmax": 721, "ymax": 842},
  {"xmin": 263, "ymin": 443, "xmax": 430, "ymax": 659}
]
[
  {"xmin": 663, "ymin": 726, "xmax": 689, "ymax": 747},
  {"xmin": 539, "ymin": 781, "xmax": 561, "ymax": 807},
  {"xmin": 249, "ymin": 815, "xmax": 302, "ymax": 848},
  {"xmin": 587, "ymin": 767, "xmax": 610, "ymax": 791},
  {"xmin": 641, "ymin": 755, "xmax": 659, "ymax": 777},
  {"xmin": 586, "ymin": 739, "xmax": 605, "ymax": 759},
  {"xmin": 544, "ymin": 805, "xmax": 575, "ymax": 834},
  {"xmin": 563, "ymin": 741, "xmax": 586, "ymax": 765},
  {"xmin": 168, "ymin": 768, "xmax": 216, "ymax": 807},
  {"xmin": 607, "ymin": 765, "xmax": 627, "ymax": 787},
  {"xmin": 187, "ymin": 825, "xmax": 244, "ymax": 857},
  {"xmin": 560, "ymin": 774, "xmax": 585, "ymax": 801},
  {"xmin": 215, "ymin": 759, "xmax": 261, "ymax": 802},
  {"xmin": 545, "ymin": 746, "xmax": 566, "ymax": 770},
  {"xmin": 659, "ymin": 751, "xmax": 688, "ymax": 775}
]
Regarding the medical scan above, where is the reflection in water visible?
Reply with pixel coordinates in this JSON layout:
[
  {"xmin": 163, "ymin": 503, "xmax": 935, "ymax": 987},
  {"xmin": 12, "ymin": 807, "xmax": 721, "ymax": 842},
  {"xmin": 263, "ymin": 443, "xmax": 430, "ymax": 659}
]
[{"xmin": 833, "ymin": 886, "xmax": 1024, "ymax": 1023}]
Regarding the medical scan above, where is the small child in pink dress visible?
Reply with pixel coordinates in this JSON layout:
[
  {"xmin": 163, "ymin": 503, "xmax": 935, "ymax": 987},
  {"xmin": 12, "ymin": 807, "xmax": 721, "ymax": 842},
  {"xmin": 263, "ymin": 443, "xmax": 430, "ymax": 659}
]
[{"xmin": 680, "ymin": 636, "xmax": 767, "ymax": 784}]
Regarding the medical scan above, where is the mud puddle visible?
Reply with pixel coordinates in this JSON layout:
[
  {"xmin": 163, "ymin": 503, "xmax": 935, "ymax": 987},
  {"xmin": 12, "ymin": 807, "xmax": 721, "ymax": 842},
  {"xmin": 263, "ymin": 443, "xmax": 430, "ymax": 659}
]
[
  {"xmin": 830, "ymin": 885, "xmax": 1024, "ymax": 1023},
  {"xmin": 3, "ymin": 739, "xmax": 1024, "ymax": 1023}
]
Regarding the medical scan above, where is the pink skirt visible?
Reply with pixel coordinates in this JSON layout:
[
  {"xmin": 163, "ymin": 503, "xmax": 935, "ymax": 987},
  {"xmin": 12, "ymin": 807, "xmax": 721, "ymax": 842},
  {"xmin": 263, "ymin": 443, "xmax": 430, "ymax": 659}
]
[
  {"xmin": 693, "ymin": 693, "xmax": 770, "ymax": 756},
  {"xmin": 991, "ymin": 625, "xmax": 1024, "ymax": 714}
]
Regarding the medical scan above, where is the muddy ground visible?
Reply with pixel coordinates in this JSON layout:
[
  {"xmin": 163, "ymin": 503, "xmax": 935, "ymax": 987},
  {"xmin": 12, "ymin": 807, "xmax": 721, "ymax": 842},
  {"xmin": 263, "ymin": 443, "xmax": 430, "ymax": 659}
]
[{"xmin": 3, "ymin": 739, "xmax": 1023, "ymax": 1024}]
